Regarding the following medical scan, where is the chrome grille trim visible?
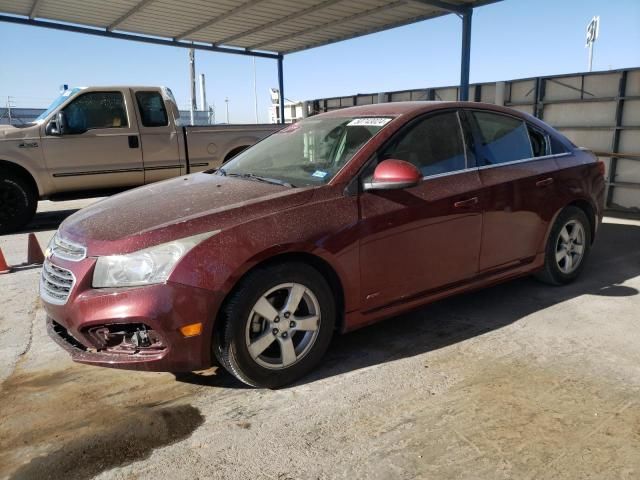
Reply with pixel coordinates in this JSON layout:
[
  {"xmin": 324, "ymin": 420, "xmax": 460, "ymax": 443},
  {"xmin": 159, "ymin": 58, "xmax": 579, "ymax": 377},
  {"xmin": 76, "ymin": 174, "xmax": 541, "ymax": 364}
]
[
  {"xmin": 50, "ymin": 234, "xmax": 87, "ymax": 262},
  {"xmin": 40, "ymin": 259, "xmax": 76, "ymax": 305}
]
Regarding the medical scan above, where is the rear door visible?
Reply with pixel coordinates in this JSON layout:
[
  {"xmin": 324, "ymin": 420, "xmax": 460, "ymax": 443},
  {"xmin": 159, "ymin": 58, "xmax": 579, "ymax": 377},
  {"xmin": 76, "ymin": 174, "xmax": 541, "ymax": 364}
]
[
  {"xmin": 132, "ymin": 89, "xmax": 183, "ymax": 184},
  {"xmin": 41, "ymin": 90, "xmax": 143, "ymax": 193},
  {"xmin": 467, "ymin": 109, "xmax": 562, "ymax": 272},
  {"xmin": 358, "ymin": 110, "xmax": 483, "ymax": 310}
]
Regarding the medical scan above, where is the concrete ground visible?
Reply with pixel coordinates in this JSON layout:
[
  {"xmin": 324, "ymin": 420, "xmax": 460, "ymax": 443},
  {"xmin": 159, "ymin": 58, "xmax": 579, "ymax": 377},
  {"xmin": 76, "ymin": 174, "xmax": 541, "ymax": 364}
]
[{"xmin": 0, "ymin": 198, "xmax": 639, "ymax": 480}]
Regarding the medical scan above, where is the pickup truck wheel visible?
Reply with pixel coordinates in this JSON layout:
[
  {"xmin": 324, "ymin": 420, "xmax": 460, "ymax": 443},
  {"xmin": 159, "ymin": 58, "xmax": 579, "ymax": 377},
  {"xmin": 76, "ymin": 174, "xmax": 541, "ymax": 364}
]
[
  {"xmin": 215, "ymin": 262, "xmax": 335, "ymax": 388},
  {"xmin": 535, "ymin": 206, "xmax": 591, "ymax": 285},
  {"xmin": 0, "ymin": 174, "xmax": 36, "ymax": 234}
]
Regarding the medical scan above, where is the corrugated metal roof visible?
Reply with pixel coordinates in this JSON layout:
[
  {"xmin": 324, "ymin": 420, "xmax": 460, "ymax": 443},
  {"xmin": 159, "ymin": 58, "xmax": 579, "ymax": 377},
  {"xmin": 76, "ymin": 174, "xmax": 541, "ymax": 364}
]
[{"xmin": 0, "ymin": 0, "xmax": 499, "ymax": 55}]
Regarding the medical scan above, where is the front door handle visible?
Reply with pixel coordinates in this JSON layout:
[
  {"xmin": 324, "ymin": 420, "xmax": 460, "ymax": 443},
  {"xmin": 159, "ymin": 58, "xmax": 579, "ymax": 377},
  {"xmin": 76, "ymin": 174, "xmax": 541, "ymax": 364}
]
[
  {"xmin": 454, "ymin": 197, "xmax": 479, "ymax": 208},
  {"xmin": 536, "ymin": 177, "xmax": 554, "ymax": 187},
  {"xmin": 128, "ymin": 135, "xmax": 139, "ymax": 149}
]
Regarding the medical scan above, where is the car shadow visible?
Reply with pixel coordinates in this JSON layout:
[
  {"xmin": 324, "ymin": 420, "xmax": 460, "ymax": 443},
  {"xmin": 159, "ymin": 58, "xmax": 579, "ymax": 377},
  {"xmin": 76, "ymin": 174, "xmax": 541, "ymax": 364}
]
[
  {"xmin": 174, "ymin": 220, "xmax": 640, "ymax": 390},
  {"xmin": 9, "ymin": 208, "xmax": 81, "ymax": 235}
]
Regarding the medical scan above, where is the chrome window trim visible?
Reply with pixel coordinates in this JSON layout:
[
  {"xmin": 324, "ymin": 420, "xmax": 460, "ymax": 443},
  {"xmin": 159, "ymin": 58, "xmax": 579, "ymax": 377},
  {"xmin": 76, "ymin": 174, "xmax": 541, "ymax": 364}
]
[
  {"xmin": 476, "ymin": 152, "xmax": 571, "ymax": 171},
  {"xmin": 420, "ymin": 152, "xmax": 572, "ymax": 180},
  {"xmin": 422, "ymin": 167, "xmax": 478, "ymax": 181}
]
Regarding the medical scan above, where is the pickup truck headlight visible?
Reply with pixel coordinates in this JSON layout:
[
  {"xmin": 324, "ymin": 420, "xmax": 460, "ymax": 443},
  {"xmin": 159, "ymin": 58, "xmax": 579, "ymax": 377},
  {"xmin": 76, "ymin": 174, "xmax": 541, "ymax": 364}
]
[{"xmin": 92, "ymin": 231, "xmax": 219, "ymax": 288}]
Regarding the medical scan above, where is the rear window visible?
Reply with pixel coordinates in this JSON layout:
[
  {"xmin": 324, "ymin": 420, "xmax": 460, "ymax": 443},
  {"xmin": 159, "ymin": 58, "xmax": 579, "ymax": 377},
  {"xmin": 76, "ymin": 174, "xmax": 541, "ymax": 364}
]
[
  {"xmin": 550, "ymin": 135, "xmax": 571, "ymax": 154},
  {"xmin": 136, "ymin": 91, "xmax": 169, "ymax": 127}
]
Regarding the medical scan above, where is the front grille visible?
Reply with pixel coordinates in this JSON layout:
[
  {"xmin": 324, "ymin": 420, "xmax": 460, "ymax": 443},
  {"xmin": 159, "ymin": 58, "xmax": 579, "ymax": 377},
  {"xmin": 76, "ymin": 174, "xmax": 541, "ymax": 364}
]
[
  {"xmin": 40, "ymin": 259, "xmax": 75, "ymax": 305},
  {"xmin": 50, "ymin": 234, "xmax": 86, "ymax": 262}
]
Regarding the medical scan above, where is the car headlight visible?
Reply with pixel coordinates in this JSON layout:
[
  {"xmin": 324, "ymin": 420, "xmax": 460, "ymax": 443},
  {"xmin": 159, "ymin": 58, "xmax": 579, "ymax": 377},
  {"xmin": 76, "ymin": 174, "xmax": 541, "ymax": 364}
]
[{"xmin": 92, "ymin": 231, "xmax": 219, "ymax": 288}]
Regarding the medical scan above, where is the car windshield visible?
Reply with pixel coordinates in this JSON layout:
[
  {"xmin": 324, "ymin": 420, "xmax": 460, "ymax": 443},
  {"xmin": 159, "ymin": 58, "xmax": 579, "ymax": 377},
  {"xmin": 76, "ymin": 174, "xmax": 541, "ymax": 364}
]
[
  {"xmin": 218, "ymin": 116, "xmax": 393, "ymax": 187},
  {"xmin": 34, "ymin": 87, "xmax": 82, "ymax": 122}
]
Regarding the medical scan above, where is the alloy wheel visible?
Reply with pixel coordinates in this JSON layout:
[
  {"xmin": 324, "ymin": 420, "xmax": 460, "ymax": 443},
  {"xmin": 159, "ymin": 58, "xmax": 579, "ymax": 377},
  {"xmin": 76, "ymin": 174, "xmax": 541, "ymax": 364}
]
[
  {"xmin": 245, "ymin": 283, "xmax": 321, "ymax": 370},
  {"xmin": 555, "ymin": 219, "xmax": 586, "ymax": 274}
]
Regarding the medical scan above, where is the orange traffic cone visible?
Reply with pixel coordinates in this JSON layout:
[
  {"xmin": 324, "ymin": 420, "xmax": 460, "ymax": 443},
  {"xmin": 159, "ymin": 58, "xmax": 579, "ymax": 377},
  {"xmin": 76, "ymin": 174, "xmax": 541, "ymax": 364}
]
[
  {"xmin": 27, "ymin": 233, "xmax": 45, "ymax": 265},
  {"xmin": 0, "ymin": 248, "xmax": 10, "ymax": 274}
]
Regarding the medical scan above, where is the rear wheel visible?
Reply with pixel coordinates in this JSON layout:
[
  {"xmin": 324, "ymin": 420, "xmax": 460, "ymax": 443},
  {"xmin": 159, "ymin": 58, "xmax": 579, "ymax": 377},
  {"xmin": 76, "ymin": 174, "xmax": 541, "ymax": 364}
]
[
  {"xmin": 535, "ymin": 206, "xmax": 591, "ymax": 285},
  {"xmin": 215, "ymin": 262, "xmax": 335, "ymax": 388},
  {"xmin": 0, "ymin": 174, "xmax": 37, "ymax": 234}
]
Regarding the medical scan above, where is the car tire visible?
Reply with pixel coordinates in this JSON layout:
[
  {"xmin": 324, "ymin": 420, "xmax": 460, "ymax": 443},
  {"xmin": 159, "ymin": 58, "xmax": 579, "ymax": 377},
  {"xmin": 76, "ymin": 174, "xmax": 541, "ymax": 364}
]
[
  {"xmin": 0, "ymin": 173, "xmax": 37, "ymax": 235},
  {"xmin": 535, "ymin": 206, "xmax": 592, "ymax": 285},
  {"xmin": 214, "ymin": 262, "xmax": 335, "ymax": 388}
]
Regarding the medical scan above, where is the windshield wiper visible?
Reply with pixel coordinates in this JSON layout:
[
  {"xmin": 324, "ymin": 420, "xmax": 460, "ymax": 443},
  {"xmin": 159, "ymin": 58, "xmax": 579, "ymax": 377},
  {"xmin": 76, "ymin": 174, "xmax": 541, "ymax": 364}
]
[{"xmin": 226, "ymin": 172, "xmax": 295, "ymax": 188}]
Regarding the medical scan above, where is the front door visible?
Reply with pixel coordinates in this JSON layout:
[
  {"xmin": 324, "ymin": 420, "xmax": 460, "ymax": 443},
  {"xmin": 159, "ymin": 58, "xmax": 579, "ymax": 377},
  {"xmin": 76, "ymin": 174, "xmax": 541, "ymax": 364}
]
[
  {"xmin": 41, "ymin": 90, "xmax": 143, "ymax": 193},
  {"xmin": 358, "ymin": 110, "xmax": 483, "ymax": 311}
]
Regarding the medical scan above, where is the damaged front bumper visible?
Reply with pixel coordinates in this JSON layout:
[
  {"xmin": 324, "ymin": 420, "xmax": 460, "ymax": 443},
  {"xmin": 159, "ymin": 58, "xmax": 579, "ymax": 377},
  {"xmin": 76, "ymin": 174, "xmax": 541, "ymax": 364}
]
[{"xmin": 43, "ymin": 280, "xmax": 222, "ymax": 372}]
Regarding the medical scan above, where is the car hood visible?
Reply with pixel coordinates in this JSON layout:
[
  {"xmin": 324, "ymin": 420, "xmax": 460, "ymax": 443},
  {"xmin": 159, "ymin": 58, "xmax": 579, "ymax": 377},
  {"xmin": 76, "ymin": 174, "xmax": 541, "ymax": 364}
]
[
  {"xmin": 0, "ymin": 123, "xmax": 39, "ymax": 140},
  {"xmin": 59, "ymin": 173, "xmax": 315, "ymax": 256}
]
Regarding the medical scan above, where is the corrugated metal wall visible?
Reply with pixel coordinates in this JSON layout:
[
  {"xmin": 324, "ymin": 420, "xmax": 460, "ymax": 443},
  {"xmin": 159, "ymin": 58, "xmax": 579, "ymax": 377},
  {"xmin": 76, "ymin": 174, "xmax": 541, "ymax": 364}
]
[{"xmin": 308, "ymin": 68, "xmax": 640, "ymax": 213}]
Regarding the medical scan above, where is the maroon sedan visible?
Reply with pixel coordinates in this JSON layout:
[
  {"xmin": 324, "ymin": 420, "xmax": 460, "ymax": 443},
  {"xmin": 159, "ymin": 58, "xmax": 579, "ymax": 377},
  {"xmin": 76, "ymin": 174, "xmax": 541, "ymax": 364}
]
[{"xmin": 41, "ymin": 102, "xmax": 605, "ymax": 388}]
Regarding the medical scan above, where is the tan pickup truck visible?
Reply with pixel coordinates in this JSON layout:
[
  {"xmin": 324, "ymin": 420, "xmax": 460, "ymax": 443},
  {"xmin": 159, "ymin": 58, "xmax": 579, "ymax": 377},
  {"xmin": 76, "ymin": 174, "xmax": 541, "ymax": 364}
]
[{"xmin": 0, "ymin": 86, "xmax": 282, "ymax": 233}]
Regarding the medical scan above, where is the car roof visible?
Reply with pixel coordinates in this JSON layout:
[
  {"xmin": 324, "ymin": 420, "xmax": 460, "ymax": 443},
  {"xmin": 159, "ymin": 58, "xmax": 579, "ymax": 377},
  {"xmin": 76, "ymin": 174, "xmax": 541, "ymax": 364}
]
[{"xmin": 315, "ymin": 101, "xmax": 533, "ymax": 121}]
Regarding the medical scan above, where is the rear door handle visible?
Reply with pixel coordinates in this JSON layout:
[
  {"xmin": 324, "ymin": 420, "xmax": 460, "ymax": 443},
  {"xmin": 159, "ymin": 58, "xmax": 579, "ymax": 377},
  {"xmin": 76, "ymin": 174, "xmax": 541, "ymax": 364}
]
[
  {"xmin": 536, "ymin": 177, "xmax": 554, "ymax": 187},
  {"xmin": 128, "ymin": 135, "xmax": 139, "ymax": 149},
  {"xmin": 454, "ymin": 197, "xmax": 479, "ymax": 208}
]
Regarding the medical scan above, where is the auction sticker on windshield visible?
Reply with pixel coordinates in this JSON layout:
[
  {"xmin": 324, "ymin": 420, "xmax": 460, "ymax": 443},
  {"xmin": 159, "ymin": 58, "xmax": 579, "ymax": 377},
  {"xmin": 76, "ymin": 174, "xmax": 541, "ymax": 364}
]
[{"xmin": 347, "ymin": 117, "xmax": 392, "ymax": 127}]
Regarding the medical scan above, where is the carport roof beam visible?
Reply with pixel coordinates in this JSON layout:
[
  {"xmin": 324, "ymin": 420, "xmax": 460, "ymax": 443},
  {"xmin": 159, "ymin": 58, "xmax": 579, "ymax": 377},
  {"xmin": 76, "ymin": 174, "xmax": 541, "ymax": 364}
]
[
  {"xmin": 214, "ymin": 0, "xmax": 344, "ymax": 47},
  {"xmin": 0, "ymin": 14, "xmax": 281, "ymax": 60},
  {"xmin": 248, "ymin": 0, "xmax": 410, "ymax": 51},
  {"xmin": 174, "ymin": 0, "xmax": 269, "ymax": 41},
  {"xmin": 107, "ymin": 0, "xmax": 157, "ymax": 32},
  {"xmin": 28, "ymin": 0, "xmax": 42, "ymax": 19}
]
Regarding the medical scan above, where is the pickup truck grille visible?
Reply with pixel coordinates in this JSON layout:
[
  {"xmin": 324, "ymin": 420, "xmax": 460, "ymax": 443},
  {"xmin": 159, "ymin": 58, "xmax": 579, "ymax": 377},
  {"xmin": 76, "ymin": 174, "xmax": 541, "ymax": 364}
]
[
  {"xmin": 50, "ymin": 234, "xmax": 86, "ymax": 262},
  {"xmin": 40, "ymin": 259, "xmax": 75, "ymax": 305}
]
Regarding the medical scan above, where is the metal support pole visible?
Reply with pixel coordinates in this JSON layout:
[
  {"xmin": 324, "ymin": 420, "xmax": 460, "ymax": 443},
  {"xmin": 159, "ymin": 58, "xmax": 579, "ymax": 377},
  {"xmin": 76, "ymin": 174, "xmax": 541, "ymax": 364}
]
[
  {"xmin": 252, "ymin": 57, "xmax": 259, "ymax": 123},
  {"xmin": 189, "ymin": 48, "xmax": 196, "ymax": 125},
  {"xmin": 277, "ymin": 56, "xmax": 285, "ymax": 124},
  {"xmin": 459, "ymin": 8, "xmax": 472, "ymax": 102}
]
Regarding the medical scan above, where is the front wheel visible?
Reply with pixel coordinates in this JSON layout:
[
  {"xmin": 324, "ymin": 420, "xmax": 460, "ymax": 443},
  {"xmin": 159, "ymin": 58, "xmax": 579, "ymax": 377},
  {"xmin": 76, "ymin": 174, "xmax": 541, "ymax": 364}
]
[
  {"xmin": 215, "ymin": 262, "xmax": 335, "ymax": 388},
  {"xmin": 535, "ymin": 206, "xmax": 592, "ymax": 285},
  {"xmin": 0, "ymin": 174, "xmax": 37, "ymax": 234}
]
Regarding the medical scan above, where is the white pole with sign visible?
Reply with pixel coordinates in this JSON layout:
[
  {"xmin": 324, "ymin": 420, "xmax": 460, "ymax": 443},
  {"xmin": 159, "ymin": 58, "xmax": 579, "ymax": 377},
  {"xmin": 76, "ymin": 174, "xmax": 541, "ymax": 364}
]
[{"xmin": 586, "ymin": 16, "xmax": 600, "ymax": 72}]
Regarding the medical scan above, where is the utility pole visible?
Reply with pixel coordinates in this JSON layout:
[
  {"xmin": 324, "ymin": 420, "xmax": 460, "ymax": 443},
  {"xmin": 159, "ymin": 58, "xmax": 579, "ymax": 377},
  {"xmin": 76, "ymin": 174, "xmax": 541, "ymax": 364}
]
[
  {"xmin": 225, "ymin": 97, "xmax": 229, "ymax": 123},
  {"xmin": 189, "ymin": 48, "xmax": 196, "ymax": 125},
  {"xmin": 252, "ymin": 57, "xmax": 259, "ymax": 123},
  {"xmin": 6, "ymin": 96, "xmax": 12, "ymax": 124},
  {"xmin": 586, "ymin": 16, "xmax": 600, "ymax": 72},
  {"xmin": 199, "ymin": 73, "xmax": 207, "ymax": 123}
]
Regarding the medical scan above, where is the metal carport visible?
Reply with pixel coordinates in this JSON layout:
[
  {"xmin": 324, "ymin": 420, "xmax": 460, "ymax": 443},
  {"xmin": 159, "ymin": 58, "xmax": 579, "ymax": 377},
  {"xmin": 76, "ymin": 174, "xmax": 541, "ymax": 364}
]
[{"xmin": 0, "ymin": 0, "xmax": 500, "ymax": 123}]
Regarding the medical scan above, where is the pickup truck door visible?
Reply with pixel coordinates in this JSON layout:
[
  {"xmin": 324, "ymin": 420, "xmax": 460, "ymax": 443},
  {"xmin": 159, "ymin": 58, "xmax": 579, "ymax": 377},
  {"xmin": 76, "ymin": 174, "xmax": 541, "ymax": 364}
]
[
  {"xmin": 131, "ymin": 89, "xmax": 183, "ymax": 184},
  {"xmin": 41, "ymin": 90, "xmax": 143, "ymax": 193}
]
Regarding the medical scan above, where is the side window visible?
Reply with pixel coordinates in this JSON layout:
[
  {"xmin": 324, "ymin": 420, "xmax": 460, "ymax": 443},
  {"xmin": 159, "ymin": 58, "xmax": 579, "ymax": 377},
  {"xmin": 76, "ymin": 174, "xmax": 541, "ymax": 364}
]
[
  {"xmin": 136, "ymin": 91, "xmax": 169, "ymax": 127},
  {"xmin": 528, "ymin": 126, "xmax": 549, "ymax": 157},
  {"xmin": 381, "ymin": 111, "xmax": 466, "ymax": 177},
  {"xmin": 63, "ymin": 92, "xmax": 128, "ymax": 133},
  {"xmin": 471, "ymin": 111, "xmax": 532, "ymax": 165}
]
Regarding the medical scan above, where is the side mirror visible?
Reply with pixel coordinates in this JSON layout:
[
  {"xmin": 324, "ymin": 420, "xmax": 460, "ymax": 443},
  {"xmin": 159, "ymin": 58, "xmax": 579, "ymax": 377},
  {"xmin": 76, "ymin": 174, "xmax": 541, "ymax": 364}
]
[
  {"xmin": 45, "ymin": 111, "xmax": 69, "ymax": 136},
  {"xmin": 56, "ymin": 111, "xmax": 68, "ymax": 135},
  {"xmin": 363, "ymin": 159, "xmax": 422, "ymax": 191}
]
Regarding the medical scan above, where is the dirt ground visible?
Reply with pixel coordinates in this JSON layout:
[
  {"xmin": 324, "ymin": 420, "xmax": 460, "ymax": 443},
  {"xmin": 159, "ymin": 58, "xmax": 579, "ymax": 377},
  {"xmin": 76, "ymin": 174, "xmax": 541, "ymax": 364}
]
[{"xmin": 0, "ymin": 199, "xmax": 639, "ymax": 480}]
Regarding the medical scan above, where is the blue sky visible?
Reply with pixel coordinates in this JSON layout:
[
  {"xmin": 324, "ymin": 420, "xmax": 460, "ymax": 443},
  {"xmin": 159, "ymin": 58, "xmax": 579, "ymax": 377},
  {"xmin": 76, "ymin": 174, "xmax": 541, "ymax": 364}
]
[{"xmin": 1, "ymin": 0, "xmax": 638, "ymax": 123}]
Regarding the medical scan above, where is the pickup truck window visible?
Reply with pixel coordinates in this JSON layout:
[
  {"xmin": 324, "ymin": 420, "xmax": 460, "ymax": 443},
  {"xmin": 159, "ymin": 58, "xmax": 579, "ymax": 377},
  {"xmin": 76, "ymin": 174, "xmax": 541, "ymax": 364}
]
[
  {"xmin": 63, "ymin": 92, "xmax": 128, "ymax": 134},
  {"xmin": 136, "ymin": 91, "xmax": 169, "ymax": 127},
  {"xmin": 221, "ymin": 116, "xmax": 392, "ymax": 187},
  {"xmin": 35, "ymin": 87, "xmax": 82, "ymax": 122}
]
